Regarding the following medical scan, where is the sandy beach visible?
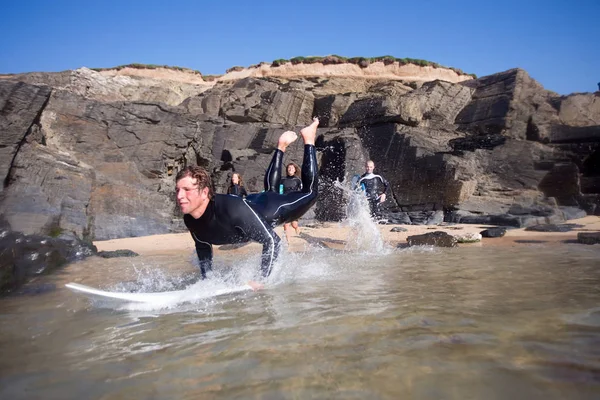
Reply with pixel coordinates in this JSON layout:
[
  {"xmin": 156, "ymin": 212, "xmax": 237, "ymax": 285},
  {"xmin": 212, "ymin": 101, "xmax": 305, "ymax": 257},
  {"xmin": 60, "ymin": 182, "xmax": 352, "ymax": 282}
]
[{"xmin": 94, "ymin": 216, "xmax": 600, "ymax": 257}]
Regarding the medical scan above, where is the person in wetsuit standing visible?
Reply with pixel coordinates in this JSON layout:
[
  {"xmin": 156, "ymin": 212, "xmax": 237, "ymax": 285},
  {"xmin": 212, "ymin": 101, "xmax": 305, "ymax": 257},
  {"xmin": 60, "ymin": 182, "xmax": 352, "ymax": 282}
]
[
  {"xmin": 281, "ymin": 163, "xmax": 302, "ymax": 243},
  {"xmin": 175, "ymin": 118, "xmax": 320, "ymax": 289},
  {"xmin": 227, "ymin": 173, "xmax": 248, "ymax": 197},
  {"xmin": 357, "ymin": 160, "xmax": 389, "ymax": 218}
]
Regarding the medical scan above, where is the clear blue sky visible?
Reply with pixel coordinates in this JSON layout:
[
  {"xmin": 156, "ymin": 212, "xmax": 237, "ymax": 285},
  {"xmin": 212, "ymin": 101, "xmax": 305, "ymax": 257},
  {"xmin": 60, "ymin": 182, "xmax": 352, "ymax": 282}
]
[{"xmin": 1, "ymin": 0, "xmax": 598, "ymax": 94}]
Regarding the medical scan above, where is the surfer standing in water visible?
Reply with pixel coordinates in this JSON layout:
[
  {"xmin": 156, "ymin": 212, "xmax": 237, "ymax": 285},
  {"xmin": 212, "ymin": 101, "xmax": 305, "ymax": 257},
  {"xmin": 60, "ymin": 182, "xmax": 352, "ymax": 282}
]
[
  {"xmin": 176, "ymin": 118, "xmax": 320, "ymax": 290},
  {"xmin": 357, "ymin": 160, "xmax": 389, "ymax": 218}
]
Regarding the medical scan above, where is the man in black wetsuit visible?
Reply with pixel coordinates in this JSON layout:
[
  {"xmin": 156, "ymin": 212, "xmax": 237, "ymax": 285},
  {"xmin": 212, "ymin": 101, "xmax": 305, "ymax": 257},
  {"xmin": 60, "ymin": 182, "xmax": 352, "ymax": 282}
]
[
  {"xmin": 357, "ymin": 160, "xmax": 389, "ymax": 218},
  {"xmin": 175, "ymin": 118, "xmax": 320, "ymax": 288}
]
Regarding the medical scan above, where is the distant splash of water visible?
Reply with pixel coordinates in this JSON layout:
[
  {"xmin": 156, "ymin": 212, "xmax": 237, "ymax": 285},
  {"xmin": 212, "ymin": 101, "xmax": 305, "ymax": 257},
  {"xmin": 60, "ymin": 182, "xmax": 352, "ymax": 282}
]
[{"xmin": 335, "ymin": 178, "xmax": 391, "ymax": 255}]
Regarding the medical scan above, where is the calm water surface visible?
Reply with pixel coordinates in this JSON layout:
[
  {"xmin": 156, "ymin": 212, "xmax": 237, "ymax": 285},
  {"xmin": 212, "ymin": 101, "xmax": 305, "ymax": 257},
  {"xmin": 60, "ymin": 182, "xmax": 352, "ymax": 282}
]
[{"xmin": 1, "ymin": 243, "xmax": 599, "ymax": 399}]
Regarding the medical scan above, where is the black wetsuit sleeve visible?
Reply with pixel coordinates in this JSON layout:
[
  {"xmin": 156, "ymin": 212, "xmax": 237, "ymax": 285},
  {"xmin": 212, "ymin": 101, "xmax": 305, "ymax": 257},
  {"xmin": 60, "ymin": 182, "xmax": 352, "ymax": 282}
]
[
  {"xmin": 381, "ymin": 176, "xmax": 389, "ymax": 195},
  {"xmin": 191, "ymin": 233, "xmax": 213, "ymax": 279},
  {"xmin": 295, "ymin": 177, "xmax": 303, "ymax": 192}
]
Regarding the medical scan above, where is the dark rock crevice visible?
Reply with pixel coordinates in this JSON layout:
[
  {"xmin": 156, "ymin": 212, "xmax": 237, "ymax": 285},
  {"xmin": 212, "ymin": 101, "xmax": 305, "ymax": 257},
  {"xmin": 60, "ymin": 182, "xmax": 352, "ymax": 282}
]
[{"xmin": 3, "ymin": 85, "xmax": 53, "ymax": 190}]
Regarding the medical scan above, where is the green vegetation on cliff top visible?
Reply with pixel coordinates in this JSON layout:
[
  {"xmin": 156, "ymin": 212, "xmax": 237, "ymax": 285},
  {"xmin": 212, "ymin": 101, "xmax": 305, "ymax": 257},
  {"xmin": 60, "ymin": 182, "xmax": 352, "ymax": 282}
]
[
  {"xmin": 243, "ymin": 55, "xmax": 476, "ymax": 78},
  {"xmin": 91, "ymin": 63, "xmax": 202, "ymax": 75},
  {"xmin": 92, "ymin": 56, "xmax": 476, "ymax": 79}
]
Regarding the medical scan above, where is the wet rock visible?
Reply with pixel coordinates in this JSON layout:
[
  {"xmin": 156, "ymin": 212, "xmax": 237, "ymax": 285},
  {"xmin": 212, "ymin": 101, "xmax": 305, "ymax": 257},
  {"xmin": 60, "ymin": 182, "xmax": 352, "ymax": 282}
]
[
  {"xmin": 406, "ymin": 210, "xmax": 445, "ymax": 225},
  {"xmin": 455, "ymin": 232, "xmax": 482, "ymax": 243},
  {"xmin": 480, "ymin": 227, "xmax": 507, "ymax": 238},
  {"xmin": 577, "ymin": 232, "xmax": 600, "ymax": 245},
  {"xmin": 0, "ymin": 229, "xmax": 97, "ymax": 293},
  {"xmin": 97, "ymin": 249, "xmax": 139, "ymax": 258},
  {"xmin": 384, "ymin": 212, "xmax": 412, "ymax": 225},
  {"xmin": 407, "ymin": 231, "xmax": 458, "ymax": 247},
  {"xmin": 524, "ymin": 223, "xmax": 583, "ymax": 232},
  {"xmin": 390, "ymin": 227, "xmax": 408, "ymax": 232},
  {"xmin": 447, "ymin": 209, "xmax": 569, "ymax": 228},
  {"xmin": 538, "ymin": 164, "xmax": 581, "ymax": 206},
  {"xmin": 508, "ymin": 203, "xmax": 556, "ymax": 217},
  {"xmin": 15, "ymin": 283, "xmax": 57, "ymax": 295},
  {"xmin": 560, "ymin": 206, "xmax": 588, "ymax": 221}
]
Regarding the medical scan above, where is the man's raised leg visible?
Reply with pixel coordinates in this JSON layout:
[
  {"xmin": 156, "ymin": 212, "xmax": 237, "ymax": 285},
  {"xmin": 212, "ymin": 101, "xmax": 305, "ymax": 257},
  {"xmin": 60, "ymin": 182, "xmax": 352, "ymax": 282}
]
[
  {"xmin": 263, "ymin": 130, "xmax": 298, "ymax": 192},
  {"xmin": 299, "ymin": 118, "xmax": 319, "ymax": 193}
]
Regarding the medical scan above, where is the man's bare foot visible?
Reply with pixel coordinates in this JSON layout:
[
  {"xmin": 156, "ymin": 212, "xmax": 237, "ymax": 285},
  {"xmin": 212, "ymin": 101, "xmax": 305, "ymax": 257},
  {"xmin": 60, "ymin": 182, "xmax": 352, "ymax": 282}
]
[
  {"xmin": 247, "ymin": 280, "xmax": 264, "ymax": 291},
  {"xmin": 300, "ymin": 117, "xmax": 319, "ymax": 145},
  {"xmin": 277, "ymin": 131, "xmax": 298, "ymax": 152}
]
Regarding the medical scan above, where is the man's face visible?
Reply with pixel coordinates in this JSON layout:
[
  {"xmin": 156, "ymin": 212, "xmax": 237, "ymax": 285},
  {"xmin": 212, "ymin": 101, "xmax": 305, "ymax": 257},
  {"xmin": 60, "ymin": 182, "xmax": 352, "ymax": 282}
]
[
  {"xmin": 365, "ymin": 161, "xmax": 375, "ymax": 174},
  {"xmin": 176, "ymin": 176, "xmax": 209, "ymax": 216}
]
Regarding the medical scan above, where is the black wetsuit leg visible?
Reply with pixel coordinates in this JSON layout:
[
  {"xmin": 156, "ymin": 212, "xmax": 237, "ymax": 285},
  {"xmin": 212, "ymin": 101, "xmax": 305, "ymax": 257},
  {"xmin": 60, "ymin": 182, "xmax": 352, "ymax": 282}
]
[
  {"xmin": 368, "ymin": 199, "xmax": 380, "ymax": 218},
  {"xmin": 247, "ymin": 144, "xmax": 318, "ymax": 226},
  {"xmin": 264, "ymin": 149, "xmax": 284, "ymax": 192}
]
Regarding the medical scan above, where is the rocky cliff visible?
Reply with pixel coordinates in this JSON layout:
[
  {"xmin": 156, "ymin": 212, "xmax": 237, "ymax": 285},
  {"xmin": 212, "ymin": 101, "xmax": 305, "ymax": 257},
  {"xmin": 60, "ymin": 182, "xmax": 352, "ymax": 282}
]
[
  {"xmin": 1, "ymin": 64, "xmax": 598, "ymax": 240},
  {"xmin": 0, "ymin": 67, "xmax": 213, "ymax": 106},
  {"xmin": 218, "ymin": 61, "xmax": 473, "ymax": 83}
]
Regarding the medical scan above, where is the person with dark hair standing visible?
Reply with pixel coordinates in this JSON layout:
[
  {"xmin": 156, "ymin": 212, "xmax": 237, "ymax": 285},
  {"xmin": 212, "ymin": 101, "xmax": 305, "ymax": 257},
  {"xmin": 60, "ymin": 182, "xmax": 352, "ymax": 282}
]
[
  {"xmin": 280, "ymin": 163, "xmax": 302, "ymax": 243},
  {"xmin": 357, "ymin": 160, "xmax": 389, "ymax": 218},
  {"xmin": 176, "ymin": 118, "xmax": 320, "ymax": 289},
  {"xmin": 227, "ymin": 173, "xmax": 248, "ymax": 197}
]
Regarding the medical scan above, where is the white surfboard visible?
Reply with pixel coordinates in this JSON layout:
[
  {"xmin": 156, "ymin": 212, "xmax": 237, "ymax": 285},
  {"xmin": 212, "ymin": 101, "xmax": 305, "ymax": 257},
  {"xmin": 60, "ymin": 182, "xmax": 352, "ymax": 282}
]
[{"xmin": 65, "ymin": 282, "xmax": 252, "ymax": 307}]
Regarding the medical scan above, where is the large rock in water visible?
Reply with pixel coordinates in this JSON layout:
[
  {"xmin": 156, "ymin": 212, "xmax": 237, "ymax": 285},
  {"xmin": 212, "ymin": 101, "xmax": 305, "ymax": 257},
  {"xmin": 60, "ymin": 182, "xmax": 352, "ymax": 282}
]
[
  {"xmin": 0, "ymin": 225, "xmax": 97, "ymax": 293},
  {"xmin": 577, "ymin": 232, "xmax": 600, "ymax": 245},
  {"xmin": 0, "ymin": 67, "xmax": 599, "ymax": 241},
  {"xmin": 407, "ymin": 231, "xmax": 458, "ymax": 247}
]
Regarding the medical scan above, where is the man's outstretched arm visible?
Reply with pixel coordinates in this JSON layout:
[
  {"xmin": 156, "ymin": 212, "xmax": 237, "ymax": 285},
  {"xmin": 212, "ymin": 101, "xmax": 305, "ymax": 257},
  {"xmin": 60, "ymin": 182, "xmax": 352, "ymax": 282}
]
[
  {"xmin": 191, "ymin": 233, "xmax": 213, "ymax": 279},
  {"xmin": 380, "ymin": 176, "xmax": 390, "ymax": 202}
]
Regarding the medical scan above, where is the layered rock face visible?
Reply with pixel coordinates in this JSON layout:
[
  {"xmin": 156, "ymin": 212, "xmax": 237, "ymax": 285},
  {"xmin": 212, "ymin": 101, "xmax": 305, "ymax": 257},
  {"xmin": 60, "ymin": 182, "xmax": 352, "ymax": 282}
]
[
  {"xmin": 1, "ymin": 67, "xmax": 598, "ymax": 240},
  {"xmin": 0, "ymin": 67, "xmax": 212, "ymax": 106},
  {"xmin": 218, "ymin": 61, "xmax": 473, "ymax": 84}
]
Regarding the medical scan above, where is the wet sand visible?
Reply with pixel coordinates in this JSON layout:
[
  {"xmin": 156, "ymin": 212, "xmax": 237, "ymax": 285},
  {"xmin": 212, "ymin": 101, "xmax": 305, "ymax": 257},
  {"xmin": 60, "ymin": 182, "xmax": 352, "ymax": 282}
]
[{"xmin": 94, "ymin": 216, "xmax": 600, "ymax": 257}]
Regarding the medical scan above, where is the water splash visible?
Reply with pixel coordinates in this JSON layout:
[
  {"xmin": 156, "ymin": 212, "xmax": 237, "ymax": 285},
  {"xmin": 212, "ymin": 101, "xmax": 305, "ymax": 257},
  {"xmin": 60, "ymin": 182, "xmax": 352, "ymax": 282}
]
[
  {"xmin": 110, "ymin": 262, "xmax": 196, "ymax": 293},
  {"xmin": 334, "ymin": 178, "xmax": 391, "ymax": 255}
]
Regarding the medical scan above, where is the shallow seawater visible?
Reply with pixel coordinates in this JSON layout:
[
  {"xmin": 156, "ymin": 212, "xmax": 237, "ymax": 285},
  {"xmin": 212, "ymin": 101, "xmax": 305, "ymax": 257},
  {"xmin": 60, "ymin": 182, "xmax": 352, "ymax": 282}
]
[{"xmin": 1, "ymin": 242, "xmax": 600, "ymax": 399}]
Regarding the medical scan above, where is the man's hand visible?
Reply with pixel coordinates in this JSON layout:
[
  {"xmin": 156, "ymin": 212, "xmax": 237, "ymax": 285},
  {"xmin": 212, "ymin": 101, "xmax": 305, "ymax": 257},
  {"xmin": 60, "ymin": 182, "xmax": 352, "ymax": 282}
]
[
  {"xmin": 247, "ymin": 280, "xmax": 264, "ymax": 291},
  {"xmin": 379, "ymin": 193, "xmax": 386, "ymax": 203}
]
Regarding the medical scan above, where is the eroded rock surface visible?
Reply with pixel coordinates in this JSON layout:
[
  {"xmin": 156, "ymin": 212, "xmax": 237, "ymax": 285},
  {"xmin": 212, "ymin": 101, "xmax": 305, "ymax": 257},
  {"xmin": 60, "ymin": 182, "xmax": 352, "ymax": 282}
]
[{"xmin": 0, "ymin": 67, "xmax": 598, "ymax": 244}]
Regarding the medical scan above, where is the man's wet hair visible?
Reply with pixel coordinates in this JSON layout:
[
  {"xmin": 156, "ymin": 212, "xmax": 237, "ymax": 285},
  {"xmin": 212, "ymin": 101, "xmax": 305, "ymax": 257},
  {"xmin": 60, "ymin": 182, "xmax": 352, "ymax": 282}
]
[{"xmin": 176, "ymin": 166, "xmax": 214, "ymax": 199}]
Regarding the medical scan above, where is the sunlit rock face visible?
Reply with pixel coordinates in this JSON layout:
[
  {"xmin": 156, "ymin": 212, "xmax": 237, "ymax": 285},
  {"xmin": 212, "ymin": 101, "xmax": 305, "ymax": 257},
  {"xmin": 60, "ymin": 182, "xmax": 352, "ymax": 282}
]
[{"xmin": 1, "ymin": 65, "xmax": 598, "ymax": 240}]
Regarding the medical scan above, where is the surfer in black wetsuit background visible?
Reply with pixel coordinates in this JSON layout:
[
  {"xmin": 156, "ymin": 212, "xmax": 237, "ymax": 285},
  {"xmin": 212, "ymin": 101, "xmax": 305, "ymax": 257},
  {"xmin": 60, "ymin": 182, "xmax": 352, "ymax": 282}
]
[
  {"xmin": 176, "ymin": 118, "xmax": 320, "ymax": 289},
  {"xmin": 281, "ymin": 163, "xmax": 302, "ymax": 243},
  {"xmin": 357, "ymin": 160, "xmax": 389, "ymax": 218},
  {"xmin": 227, "ymin": 173, "xmax": 248, "ymax": 197}
]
